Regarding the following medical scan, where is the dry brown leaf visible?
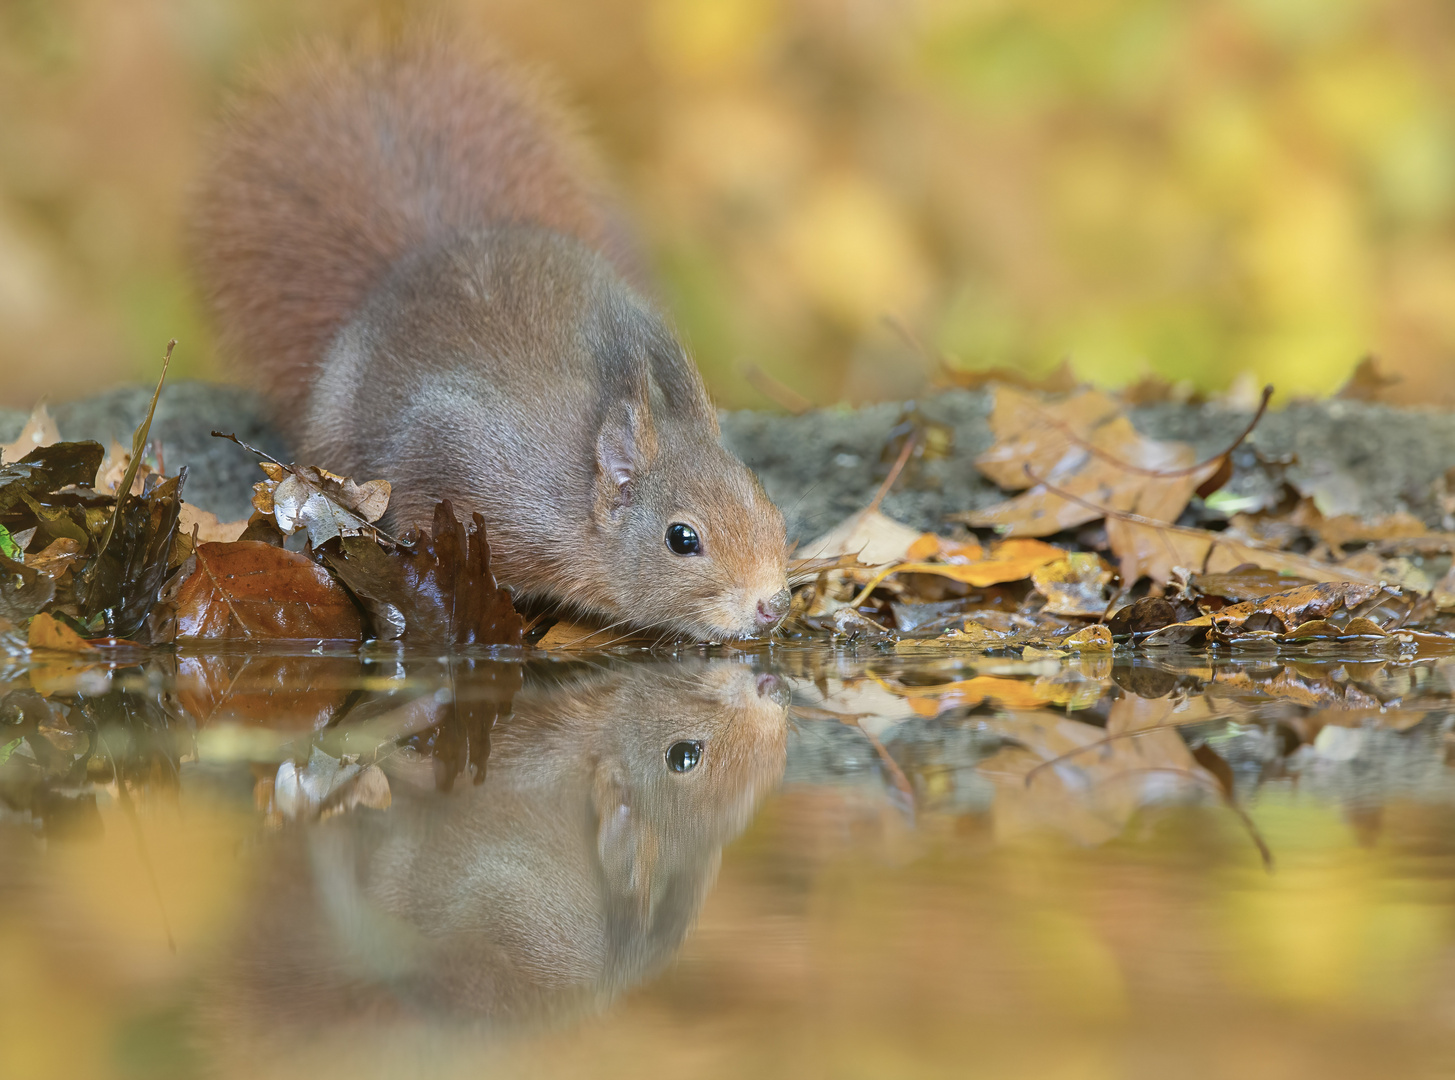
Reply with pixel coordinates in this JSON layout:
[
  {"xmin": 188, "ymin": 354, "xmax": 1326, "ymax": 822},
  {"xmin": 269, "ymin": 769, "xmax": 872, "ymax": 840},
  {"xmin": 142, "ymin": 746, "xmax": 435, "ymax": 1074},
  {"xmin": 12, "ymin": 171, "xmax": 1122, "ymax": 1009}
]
[
  {"xmin": 798, "ymin": 508, "xmax": 924, "ymax": 565},
  {"xmin": 1104, "ymin": 516, "xmax": 1384, "ymax": 588},
  {"xmin": 966, "ymin": 412, "xmax": 1221, "ymax": 537},
  {"xmin": 536, "ymin": 618, "xmax": 660, "ymax": 650},
  {"xmin": 94, "ymin": 440, "xmax": 152, "ymax": 496},
  {"xmin": 1, "ymin": 404, "xmax": 61, "ymax": 465},
  {"xmin": 177, "ymin": 503, "xmax": 250, "ymax": 543},
  {"xmin": 252, "ymin": 460, "xmax": 391, "ymax": 547},
  {"xmin": 973, "ymin": 386, "xmax": 1123, "ymax": 490}
]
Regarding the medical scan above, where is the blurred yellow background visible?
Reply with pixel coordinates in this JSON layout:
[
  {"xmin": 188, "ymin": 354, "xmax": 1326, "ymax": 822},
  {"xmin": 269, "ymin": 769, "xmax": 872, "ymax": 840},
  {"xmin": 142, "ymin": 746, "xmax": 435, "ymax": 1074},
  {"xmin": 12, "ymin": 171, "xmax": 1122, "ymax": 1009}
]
[{"xmin": 0, "ymin": 0, "xmax": 1452, "ymax": 411}]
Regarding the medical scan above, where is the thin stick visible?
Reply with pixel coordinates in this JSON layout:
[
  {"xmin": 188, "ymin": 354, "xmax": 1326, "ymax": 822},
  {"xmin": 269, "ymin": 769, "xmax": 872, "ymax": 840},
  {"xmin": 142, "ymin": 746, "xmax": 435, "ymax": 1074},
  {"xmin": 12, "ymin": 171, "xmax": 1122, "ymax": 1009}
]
[
  {"xmin": 866, "ymin": 430, "xmax": 918, "ymax": 517},
  {"xmin": 740, "ymin": 363, "xmax": 814, "ymax": 415}
]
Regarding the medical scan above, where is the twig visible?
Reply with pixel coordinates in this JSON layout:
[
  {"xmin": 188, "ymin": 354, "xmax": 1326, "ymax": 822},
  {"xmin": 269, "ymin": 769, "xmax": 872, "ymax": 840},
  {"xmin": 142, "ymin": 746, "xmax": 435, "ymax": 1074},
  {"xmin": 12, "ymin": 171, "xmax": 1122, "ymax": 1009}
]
[
  {"xmin": 740, "ymin": 363, "xmax": 814, "ymax": 415},
  {"xmin": 866, "ymin": 429, "xmax": 918, "ymax": 517}
]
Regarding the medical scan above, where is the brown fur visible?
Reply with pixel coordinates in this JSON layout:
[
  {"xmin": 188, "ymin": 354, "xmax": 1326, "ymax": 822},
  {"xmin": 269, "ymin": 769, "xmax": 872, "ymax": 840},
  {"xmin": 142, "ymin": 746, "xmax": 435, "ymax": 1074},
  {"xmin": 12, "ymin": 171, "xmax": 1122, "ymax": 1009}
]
[{"xmin": 192, "ymin": 40, "xmax": 788, "ymax": 639}]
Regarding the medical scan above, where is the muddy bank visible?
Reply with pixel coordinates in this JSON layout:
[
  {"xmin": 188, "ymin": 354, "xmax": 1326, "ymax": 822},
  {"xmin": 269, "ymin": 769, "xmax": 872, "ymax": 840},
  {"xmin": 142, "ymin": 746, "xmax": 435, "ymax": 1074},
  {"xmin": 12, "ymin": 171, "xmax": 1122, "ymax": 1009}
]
[{"xmin": 6, "ymin": 383, "xmax": 1455, "ymax": 541}]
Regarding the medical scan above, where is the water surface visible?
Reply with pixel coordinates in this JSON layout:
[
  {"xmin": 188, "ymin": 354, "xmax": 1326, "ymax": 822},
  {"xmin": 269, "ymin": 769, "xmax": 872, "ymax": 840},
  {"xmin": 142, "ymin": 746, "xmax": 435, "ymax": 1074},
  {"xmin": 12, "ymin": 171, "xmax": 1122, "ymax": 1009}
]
[{"xmin": 4, "ymin": 646, "xmax": 1455, "ymax": 1079}]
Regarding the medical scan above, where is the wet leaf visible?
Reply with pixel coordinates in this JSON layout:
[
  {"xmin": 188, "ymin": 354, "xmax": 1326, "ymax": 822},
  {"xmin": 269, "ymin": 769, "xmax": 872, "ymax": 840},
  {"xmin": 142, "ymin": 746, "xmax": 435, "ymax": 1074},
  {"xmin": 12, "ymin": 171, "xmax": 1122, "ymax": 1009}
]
[
  {"xmin": 0, "ymin": 553, "xmax": 55, "ymax": 627},
  {"xmin": 323, "ymin": 500, "xmax": 521, "ymax": 647},
  {"xmin": 76, "ymin": 471, "xmax": 186, "ymax": 638},
  {"xmin": 0, "ymin": 441, "xmax": 106, "ymax": 518},
  {"xmin": 1106, "ymin": 597, "xmax": 1182, "ymax": 636},
  {"xmin": 27, "ymin": 612, "xmax": 95, "ymax": 653},
  {"xmin": 1062, "ymin": 624, "xmax": 1114, "ymax": 651},
  {"xmin": 1192, "ymin": 566, "xmax": 1316, "ymax": 602},
  {"xmin": 168, "ymin": 541, "xmax": 364, "ymax": 641}
]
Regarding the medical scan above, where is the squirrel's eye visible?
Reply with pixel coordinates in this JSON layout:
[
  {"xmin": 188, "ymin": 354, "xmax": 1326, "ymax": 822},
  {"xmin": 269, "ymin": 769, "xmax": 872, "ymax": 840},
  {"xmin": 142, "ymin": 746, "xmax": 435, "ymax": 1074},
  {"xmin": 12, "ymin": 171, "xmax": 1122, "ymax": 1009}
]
[
  {"xmin": 665, "ymin": 522, "xmax": 701, "ymax": 555},
  {"xmin": 666, "ymin": 740, "xmax": 703, "ymax": 773}
]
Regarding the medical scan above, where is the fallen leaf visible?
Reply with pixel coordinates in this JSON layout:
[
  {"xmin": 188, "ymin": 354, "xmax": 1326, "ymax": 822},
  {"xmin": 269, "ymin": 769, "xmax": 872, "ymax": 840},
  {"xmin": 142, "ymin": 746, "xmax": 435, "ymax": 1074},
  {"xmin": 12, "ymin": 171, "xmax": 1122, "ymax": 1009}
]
[
  {"xmin": 0, "ymin": 553, "xmax": 56, "ymax": 627},
  {"xmin": 1192, "ymin": 566, "xmax": 1316, "ymax": 602},
  {"xmin": 0, "ymin": 404, "xmax": 61, "ymax": 464},
  {"xmin": 965, "ymin": 410, "xmax": 1221, "ymax": 537},
  {"xmin": 972, "ymin": 386, "xmax": 1123, "ymax": 491},
  {"xmin": 27, "ymin": 612, "xmax": 95, "ymax": 653},
  {"xmin": 798, "ymin": 507, "xmax": 924, "ymax": 565},
  {"xmin": 847, "ymin": 538, "xmax": 1069, "ymax": 603},
  {"xmin": 1104, "ymin": 516, "xmax": 1384, "ymax": 589},
  {"xmin": 25, "ymin": 538, "xmax": 84, "ymax": 579},
  {"xmin": 536, "ymin": 618, "xmax": 658, "ymax": 650},
  {"xmin": 323, "ymin": 500, "xmax": 521, "ymax": 647},
  {"xmin": 0, "ymin": 441, "xmax": 106, "ymax": 517},
  {"xmin": 1336, "ymin": 355, "xmax": 1401, "ymax": 402},
  {"xmin": 77, "ymin": 470, "xmax": 186, "ymax": 638},
  {"xmin": 1062, "ymin": 624, "xmax": 1114, "ymax": 651},
  {"xmin": 168, "ymin": 541, "xmax": 364, "ymax": 641},
  {"xmin": 252, "ymin": 460, "xmax": 391, "ymax": 548},
  {"xmin": 1143, "ymin": 581, "xmax": 1387, "ymax": 647},
  {"xmin": 177, "ymin": 503, "xmax": 249, "ymax": 543}
]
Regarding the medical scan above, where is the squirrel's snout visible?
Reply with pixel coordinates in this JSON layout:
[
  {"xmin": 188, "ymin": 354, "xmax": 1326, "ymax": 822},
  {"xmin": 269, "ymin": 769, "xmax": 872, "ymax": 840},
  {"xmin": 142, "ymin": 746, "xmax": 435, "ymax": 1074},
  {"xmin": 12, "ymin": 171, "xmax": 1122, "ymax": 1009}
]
[{"xmin": 756, "ymin": 588, "xmax": 792, "ymax": 626}]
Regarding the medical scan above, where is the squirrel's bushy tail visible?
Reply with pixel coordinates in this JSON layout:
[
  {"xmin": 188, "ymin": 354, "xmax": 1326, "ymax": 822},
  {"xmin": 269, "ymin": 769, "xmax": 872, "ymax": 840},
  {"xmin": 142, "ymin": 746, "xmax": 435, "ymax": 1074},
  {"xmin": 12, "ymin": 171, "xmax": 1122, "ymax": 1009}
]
[{"xmin": 191, "ymin": 39, "xmax": 624, "ymax": 422}]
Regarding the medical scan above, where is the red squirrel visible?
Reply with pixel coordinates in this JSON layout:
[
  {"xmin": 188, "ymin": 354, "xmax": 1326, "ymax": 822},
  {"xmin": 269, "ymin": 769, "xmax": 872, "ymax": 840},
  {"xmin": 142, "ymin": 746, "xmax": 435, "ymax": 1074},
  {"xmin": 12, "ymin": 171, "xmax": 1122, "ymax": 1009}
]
[{"xmin": 191, "ymin": 40, "xmax": 790, "ymax": 639}]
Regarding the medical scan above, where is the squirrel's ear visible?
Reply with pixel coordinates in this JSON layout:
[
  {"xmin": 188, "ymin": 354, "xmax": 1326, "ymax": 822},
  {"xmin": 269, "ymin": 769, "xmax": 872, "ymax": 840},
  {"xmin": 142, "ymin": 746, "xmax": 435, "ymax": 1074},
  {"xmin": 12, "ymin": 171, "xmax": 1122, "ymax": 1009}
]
[{"xmin": 595, "ymin": 401, "xmax": 657, "ymax": 509}]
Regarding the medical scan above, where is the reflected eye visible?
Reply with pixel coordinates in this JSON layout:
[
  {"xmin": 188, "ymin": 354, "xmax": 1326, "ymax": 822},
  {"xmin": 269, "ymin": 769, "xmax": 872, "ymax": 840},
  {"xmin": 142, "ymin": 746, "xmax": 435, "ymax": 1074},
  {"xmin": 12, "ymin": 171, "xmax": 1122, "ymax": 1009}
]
[
  {"xmin": 666, "ymin": 740, "xmax": 703, "ymax": 773},
  {"xmin": 665, "ymin": 522, "xmax": 700, "ymax": 555}
]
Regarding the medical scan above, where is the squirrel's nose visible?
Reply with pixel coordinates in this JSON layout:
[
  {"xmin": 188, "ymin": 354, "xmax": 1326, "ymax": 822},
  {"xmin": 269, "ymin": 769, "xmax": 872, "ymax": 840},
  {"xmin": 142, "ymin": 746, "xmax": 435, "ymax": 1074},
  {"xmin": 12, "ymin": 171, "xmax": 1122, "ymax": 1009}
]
[{"xmin": 756, "ymin": 588, "xmax": 792, "ymax": 625}]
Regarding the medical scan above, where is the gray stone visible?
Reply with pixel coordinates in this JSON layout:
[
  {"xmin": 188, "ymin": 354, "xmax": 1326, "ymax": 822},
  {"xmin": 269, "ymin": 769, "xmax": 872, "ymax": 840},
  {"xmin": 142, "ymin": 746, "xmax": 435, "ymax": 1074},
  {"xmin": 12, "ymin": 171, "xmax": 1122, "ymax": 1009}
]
[
  {"xmin": 0, "ymin": 381, "xmax": 287, "ymax": 522},
  {"xmin": 7, "ymin": 381, "xmax": 1455, "ymax": 541}
]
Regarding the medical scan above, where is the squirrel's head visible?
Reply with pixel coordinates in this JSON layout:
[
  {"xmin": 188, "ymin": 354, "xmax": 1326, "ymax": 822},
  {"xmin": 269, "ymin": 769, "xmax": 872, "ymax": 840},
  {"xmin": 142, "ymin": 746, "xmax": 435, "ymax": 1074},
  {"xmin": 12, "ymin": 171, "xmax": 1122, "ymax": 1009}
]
[{"xmin": 583, "ymin": 294, "xmax": 790, "ymax": 642}]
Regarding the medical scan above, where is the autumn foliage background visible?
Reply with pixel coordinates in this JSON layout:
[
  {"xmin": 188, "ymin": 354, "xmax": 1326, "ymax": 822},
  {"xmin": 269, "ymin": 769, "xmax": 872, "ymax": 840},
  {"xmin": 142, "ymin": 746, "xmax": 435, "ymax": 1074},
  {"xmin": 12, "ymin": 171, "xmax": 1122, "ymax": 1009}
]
[{"xmin": 0, "ymin": 0, "xmax": 1452, "ymax": 411}]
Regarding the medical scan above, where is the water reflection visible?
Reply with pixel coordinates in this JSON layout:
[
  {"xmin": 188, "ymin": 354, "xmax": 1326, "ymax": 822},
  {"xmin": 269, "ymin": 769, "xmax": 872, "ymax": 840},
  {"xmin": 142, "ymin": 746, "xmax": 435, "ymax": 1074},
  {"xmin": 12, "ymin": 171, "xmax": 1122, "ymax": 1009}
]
[
  {"xmin": 4, "ymin": 649, "xmax": 1455, "ymax": 1078},
  {"xmin": 218, "ymin": 661, "xmax": 788, "ymax": 1047}
]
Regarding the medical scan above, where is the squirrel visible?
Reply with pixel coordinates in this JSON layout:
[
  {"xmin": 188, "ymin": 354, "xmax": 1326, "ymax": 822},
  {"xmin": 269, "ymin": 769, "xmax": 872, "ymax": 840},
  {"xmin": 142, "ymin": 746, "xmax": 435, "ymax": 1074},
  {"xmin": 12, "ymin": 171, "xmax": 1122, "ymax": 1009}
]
[{"xmin": 191, "ymin": 39, "xmax": 790, "ymax": 640}]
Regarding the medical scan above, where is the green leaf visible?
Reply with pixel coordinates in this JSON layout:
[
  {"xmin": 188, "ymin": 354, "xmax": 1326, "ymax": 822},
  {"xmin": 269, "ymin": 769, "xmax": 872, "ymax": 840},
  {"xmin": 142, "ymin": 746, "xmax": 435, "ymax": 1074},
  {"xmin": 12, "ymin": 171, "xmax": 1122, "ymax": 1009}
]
[{"xmin": 0, "ymin": 524, "xmax": 20, "ymax": 561}]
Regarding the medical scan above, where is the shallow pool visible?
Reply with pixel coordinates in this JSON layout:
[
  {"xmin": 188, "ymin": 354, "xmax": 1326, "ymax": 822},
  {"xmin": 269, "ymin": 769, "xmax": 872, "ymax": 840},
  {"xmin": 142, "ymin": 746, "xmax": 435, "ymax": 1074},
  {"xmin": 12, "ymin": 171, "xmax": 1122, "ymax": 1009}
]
[{"xmin": 3, "ymin": 645, "xmax": 1455, "ymax": 1079}]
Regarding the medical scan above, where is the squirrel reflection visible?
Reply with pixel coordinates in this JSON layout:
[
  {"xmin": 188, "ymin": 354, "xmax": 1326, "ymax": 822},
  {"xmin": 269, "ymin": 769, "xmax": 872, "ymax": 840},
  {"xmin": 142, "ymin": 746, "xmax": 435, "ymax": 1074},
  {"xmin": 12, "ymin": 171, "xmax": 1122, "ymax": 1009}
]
[{"xmin": 215, "ymin": 661, "xmax": 788, "ymax": 1044}]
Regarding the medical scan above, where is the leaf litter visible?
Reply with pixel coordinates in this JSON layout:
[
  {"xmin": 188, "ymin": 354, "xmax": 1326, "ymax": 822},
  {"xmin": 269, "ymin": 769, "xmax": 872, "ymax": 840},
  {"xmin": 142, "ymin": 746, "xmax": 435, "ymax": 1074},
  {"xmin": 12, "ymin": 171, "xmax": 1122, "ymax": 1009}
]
[{"xmin": 781, "ymin": 380, "xmax": 1455, "ymax": 659}]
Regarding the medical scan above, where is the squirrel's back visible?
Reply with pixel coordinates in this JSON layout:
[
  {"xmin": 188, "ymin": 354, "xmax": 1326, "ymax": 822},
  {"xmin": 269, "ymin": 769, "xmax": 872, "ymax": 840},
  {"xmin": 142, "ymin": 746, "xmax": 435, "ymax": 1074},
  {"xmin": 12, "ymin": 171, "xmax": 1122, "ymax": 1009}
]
[{"xmin": 191, "ymin": 40, "xmax": 630, "ymax": 420}]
